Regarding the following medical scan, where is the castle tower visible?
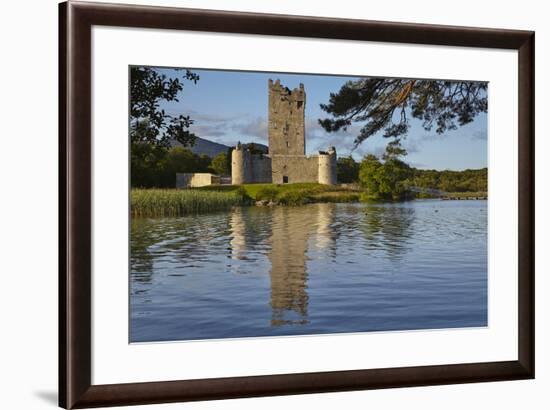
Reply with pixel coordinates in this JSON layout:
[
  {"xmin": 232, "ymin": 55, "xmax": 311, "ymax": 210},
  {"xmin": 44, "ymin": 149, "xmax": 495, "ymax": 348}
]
[
  {"xmin": 318, "ymin": 146, "xmax": 337, "ymax": 185},
  {"xmin": 231, "ymin": 142, "xmax": 251, "ymax": 185},
  {"xmin": 268, "ymin": 79, "xmax": 306, "ymax": 156}
]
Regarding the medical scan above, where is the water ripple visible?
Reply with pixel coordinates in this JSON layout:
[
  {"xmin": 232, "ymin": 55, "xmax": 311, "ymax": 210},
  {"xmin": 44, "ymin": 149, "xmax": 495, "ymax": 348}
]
[{"xmin": 130, "ymin": 200, "xmax": 487, "ymax": 342}]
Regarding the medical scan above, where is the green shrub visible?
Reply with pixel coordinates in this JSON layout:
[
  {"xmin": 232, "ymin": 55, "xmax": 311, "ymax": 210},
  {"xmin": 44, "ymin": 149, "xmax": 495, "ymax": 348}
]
[
  {"xmin": 255, "ymin": 186, "xmax": 279, "ymax": 201},
  {"xmin": 233, "ymin": 186, "xmax": 253, "ymax": 203},
  {"xmin": 359, "ymin": 192, "xmax": 377, "ymax": 202},
  {"xmin": 278, "ymin": 190, "xmax": 311, "ymax": 206}
]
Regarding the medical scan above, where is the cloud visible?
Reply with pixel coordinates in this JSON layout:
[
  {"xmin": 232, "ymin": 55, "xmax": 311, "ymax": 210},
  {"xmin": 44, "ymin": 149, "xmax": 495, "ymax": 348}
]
[
  {"xmin": 304, "ymin": 119, "xmax": 427, "ymax": 160},
  {"xmin": 233, "ymin": 117, "xmax": 268, "ymax": 141},
  {"xmin": 185, "ymin": 109, "xmax": 241, "ymax": 123},
  {"xmin": 305, "ymin": 119, "xmax": 364, "ymax": 154},
  {"xmin": 189, "ymin": 122, "xmax": 228, "ymax": 139},
  {"xmin": 401, "ymin": 139, "xmax": 420, "ymax": 154},
  {"xmin": 182, "ymin": 110, "xmax": 255, "ymax": 142},
  {"xmin": 183, "ymin": 109, "xmax": 451, "ymax": 161},
  {"xmin": 183, "ymin": 109, "xmax": 272, "ymax": 144},
  {"xmin": 418, "ymin": 132, "xmax": 444, "ymax": 142}
]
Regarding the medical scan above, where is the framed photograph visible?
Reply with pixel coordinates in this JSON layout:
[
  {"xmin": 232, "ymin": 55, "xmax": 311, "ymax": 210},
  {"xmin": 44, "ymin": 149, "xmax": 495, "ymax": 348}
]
[{"xmin": 59, "ymin": 1, "xmax": 534, "ymax": 408}]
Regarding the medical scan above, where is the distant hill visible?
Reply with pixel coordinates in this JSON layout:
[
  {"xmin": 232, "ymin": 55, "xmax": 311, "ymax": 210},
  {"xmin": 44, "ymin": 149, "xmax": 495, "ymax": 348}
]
[
  {"xmin": 171, "ymin": 137, "xmax": 267, "ymax": 158},
  {"xmin": 170, "ymin": 136, "xmax": 229, "ymax": 158}
]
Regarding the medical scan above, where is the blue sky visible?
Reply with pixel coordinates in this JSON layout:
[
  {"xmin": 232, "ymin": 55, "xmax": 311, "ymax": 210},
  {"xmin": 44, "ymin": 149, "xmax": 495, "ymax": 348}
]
[{"xmin": 155, "ymin": 67, "xmax": 487, "ymax": 171}]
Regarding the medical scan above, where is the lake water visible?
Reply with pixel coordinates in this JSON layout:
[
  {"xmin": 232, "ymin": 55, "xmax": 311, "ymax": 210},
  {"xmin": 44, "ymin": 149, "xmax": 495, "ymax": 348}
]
[{"xmin": 130, "ymin": 200, "xmax": 487, "ymax": 342}]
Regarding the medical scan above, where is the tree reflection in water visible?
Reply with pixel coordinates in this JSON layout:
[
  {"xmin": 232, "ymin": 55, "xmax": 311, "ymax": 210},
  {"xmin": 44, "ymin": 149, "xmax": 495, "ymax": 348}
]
[{"xmin": 361, "ymin": 205, "xmax": 415, "ymax": 261}]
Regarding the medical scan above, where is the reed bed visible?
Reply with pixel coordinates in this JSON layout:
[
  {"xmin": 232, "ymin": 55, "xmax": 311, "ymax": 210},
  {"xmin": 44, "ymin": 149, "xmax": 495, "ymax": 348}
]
[{"xmin": 131, "ymin": 188, "xmax": 247, "ymax": 217}]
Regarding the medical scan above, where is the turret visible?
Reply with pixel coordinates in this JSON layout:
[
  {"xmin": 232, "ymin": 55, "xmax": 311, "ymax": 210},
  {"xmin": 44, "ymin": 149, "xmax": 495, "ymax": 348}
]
[
  {"xmin": 318, "ymin": 146, "xmax": 337, "ymax": 185},
  {"xmin": 231, "ymin": 142, "xmax": 251, "ymax": 185}
]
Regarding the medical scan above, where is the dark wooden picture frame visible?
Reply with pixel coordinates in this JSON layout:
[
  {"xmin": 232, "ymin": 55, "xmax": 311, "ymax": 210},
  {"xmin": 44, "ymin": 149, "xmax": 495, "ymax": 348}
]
[{"xmin": 59, "ymin": 1, "xmax": 535, "ymax": 408}]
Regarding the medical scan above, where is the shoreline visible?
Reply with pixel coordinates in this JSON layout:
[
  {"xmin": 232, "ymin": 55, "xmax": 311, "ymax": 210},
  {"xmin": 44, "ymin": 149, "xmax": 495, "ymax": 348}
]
[{"xmin": 131, "ymin": 185, "xmax": 487, "ymax": 217}]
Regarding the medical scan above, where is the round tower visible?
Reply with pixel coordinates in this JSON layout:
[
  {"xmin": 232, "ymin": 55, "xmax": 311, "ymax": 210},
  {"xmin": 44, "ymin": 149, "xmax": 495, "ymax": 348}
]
[
  {"xmin": 318, "ymin": 146, "xmax": 337, "ymax": 185},
  {"xmin": 231, "ymin": 142, "xmax": 250, "ymax": 185}
]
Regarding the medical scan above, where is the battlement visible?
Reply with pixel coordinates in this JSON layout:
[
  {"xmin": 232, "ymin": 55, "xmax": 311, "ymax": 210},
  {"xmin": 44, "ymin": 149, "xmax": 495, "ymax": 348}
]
[{"xmin": 268, "ymin": 79, "xmax": 305, "ymax": 102}]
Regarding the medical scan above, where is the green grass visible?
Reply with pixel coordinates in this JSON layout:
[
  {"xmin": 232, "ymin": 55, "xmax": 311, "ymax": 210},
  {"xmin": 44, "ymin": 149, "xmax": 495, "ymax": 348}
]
[
  {"xmin": 198, "ymin": 182, "xmax": 341, "ymax": 198},
  {"xmin": 247, "ymin": 183, "xmax": 359, "ymax": 205},
  {"xmin": 245, "ymin": 182, "xmax": 338, "ymax": 199},
  {"xmin": 253, "ymin": 186, "xmax": 278, "ymax": 201},
  {"xmin": 132, "ymin": 184, "xmax": 364, "ymax": 217},
  {"xmin": 240, "ymin": 183, "xmax": 360, "ymax": 205},
  {"xmin": 200, "ymin": 183, "xmax": 361, "ymax": 205},
  {"xmin": 131, "ymin": 188, "xmax": 248, "ymax": 217}
]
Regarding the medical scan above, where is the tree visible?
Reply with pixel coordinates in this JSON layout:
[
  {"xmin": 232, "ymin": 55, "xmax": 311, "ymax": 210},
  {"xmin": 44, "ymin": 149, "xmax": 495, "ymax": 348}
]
[
  {"xmin": 210, "ymin": 152, "xmax": 230, "ymax": 176},
  {"xmin": 131, "ymin": 145, "xmax": 212, "ymax": 188},
  {"xmin": 337, "ymin": 156, "xmax": 360, "ymax": 183},
  {"xmin": 196, "ymin": 154, "xmax": 212, "ymax": 174},
  {"xmin": 382, "ymin": 139, "xmax": 408, "ymax": 161},
  {"xmin": 164, "ymin": 147, "xmax": 202, "ymax": 173},
  {"xmin": 131, "ymin": 142, "xmax": 168, "ymax": 188},
  {"xmin": 319, "ymin": 78, "xmax": 487, "ymax": 147},
  {"xmin": 359, "ymin": 154, "xmax": 383, "ymax": 196},
  {"xmin": 377, "ymin": 156, "xmax": 412, "ymax": 200},
  {"xmin": 130, "ymin": 67, "xmax": 199, "ymax": 148},
  {"xmin": 359, "ymin": 141, "xmax": 412, "ymax": 200},
  {"xmin": 410, "ymin": 168, "xmax": 487, "ymax": 193}
]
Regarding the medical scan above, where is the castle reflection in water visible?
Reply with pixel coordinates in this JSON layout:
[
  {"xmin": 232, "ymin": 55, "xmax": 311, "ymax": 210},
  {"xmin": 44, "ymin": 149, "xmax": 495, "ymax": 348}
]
[
  {"xmin": 230, "ymin": 203, "xmax": 336, "ymax": 327},
  {"xmin": 131, "ymin": 200, "xmax": 488, "ymax": 342}
]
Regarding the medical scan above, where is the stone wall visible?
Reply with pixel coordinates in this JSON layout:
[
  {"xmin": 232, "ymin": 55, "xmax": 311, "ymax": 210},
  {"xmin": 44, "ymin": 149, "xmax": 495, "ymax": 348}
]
[
  {"xmin": 232, "ymin": 146, "xmax": 272, "ymax": 184},
  {"xmin": 250, "ymin": 155, "xmax": 272, "ymax": 183},
  {"xmin": 270, "ymin": 155, "xmax": 319, "ymax": 184},
  {"xmin": 176, "ymin": 173, "xmax": 220, "ymax": 188},
  {"xmin": 231, "ymin": 151, "xmax": 337, "ymax": 185}
]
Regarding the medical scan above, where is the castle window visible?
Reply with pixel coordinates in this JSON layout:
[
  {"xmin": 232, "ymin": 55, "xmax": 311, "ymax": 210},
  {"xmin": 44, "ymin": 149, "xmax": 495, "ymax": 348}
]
[
  {"xmin": 283, "ymin": 176, "xmax": 289, "ymax": 183},
  {"xmin": 286, "ymin": 141, "xmax": 289, "ymax": 148},
  {"xmin": 297, "ymin": 101, "xmax": 303, "ymax": 109}
]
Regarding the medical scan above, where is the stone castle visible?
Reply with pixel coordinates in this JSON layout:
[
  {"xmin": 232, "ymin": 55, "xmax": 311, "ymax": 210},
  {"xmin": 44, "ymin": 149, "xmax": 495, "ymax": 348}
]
[{"xmin": 231, "ymin": 79, "xmax": 337, "ymax": 185}]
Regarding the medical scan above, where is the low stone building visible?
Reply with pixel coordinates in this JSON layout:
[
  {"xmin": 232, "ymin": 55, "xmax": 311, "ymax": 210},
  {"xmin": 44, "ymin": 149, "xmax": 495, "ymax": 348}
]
[
  {"xmin": 232, "ymin": 79, "xmax": 337, "ymax": 185},
  {"xmin": 176, "ymin": 173, "xmax": 220, "ymax": 188}
]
